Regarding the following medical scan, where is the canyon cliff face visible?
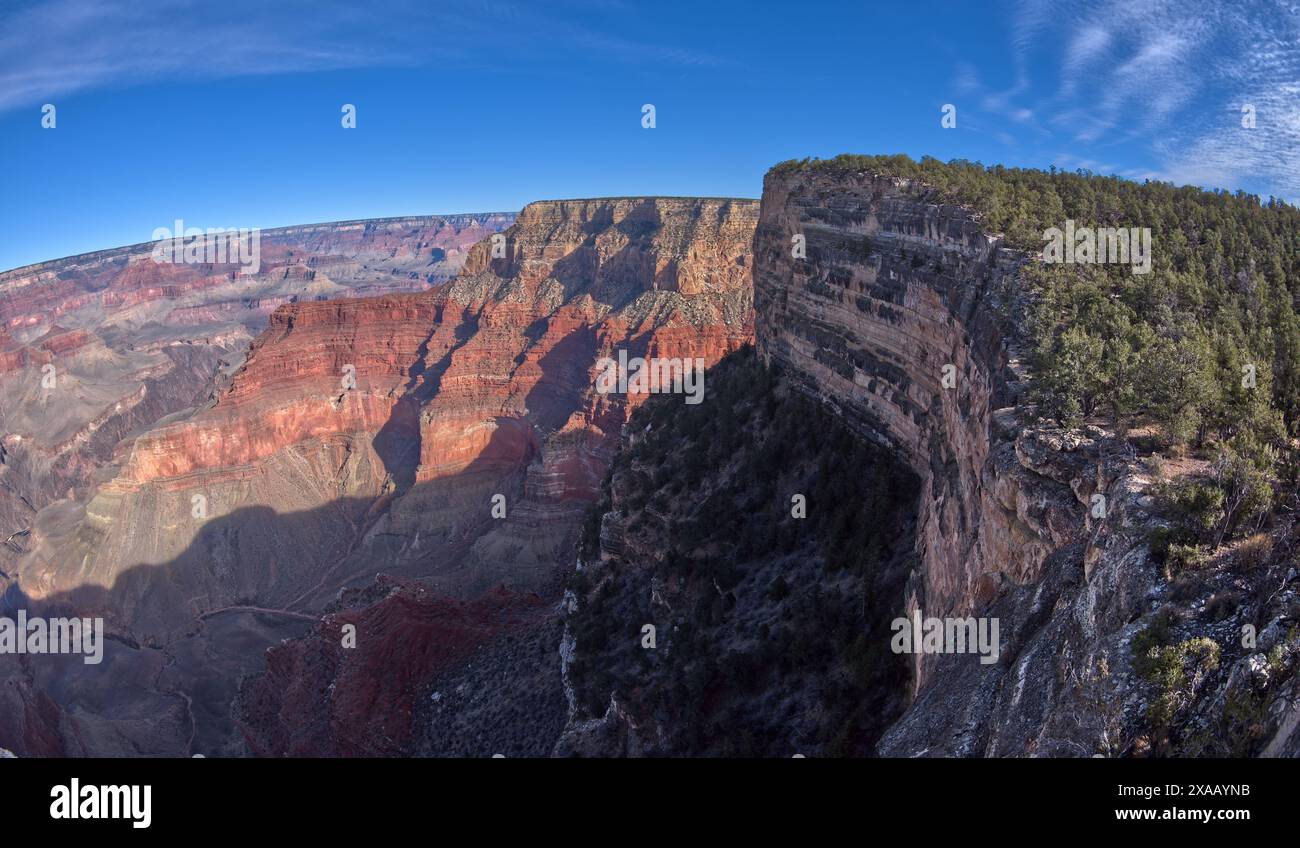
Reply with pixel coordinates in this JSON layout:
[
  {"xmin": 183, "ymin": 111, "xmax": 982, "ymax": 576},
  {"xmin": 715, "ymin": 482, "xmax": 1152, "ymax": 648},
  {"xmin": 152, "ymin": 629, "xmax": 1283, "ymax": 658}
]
[
  {"xmin": 753, "ymin": 164, "xmax": 1300, "ymax": 757},
  {"xmin": 15, "ymin": 198, "xmax": 756, "ymax": 616},
  {"xmin": 0, "ymin": 197, "xmax": 757, "ymax": 757},
  {"xmin": 228, "ymin": 197, "xmax": 757, "ymax": 755},
  {"xmin": 0, "ymin": 212, "xmax": 514, "ymax": 756},
  {"xmin": 754, "ymin": 170, "xmax": 1086, "ymax": 676},
  {"xmin": 556, "ymin": 170, "xmax": 1121, "ymax": 757}
]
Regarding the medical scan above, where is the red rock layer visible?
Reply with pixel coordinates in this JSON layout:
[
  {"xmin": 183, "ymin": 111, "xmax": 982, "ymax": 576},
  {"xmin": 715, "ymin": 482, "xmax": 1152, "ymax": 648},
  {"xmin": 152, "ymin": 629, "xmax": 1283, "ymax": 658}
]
[
  {"xmin": 0, "ymin": 212, "xmax": 515, "ymax": 373},
  {"xmin": 9, "ymin": 198, "xmax": 756, "ymax": 759},
  {"xmin": 0, "ymin": 212, "xmax": 514, "ymax": 579},
  {"xmin": 113, "ymin": 198, "xmax": 759, "ymax": 503},
  {"xmin": 237, "ymin": 578, "xmax": 548, "ymax": 757}
]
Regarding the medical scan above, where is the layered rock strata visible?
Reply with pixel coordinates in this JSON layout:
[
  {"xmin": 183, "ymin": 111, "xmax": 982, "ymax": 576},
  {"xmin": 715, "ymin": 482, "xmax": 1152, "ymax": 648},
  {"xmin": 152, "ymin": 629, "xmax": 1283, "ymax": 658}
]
[
  {"xmin": 2, "ymin": 197, "xmax": 757, "ymax": 756},
  {"xmin": 753, "ymin": 166, "xmax": 1164, "ymax": 754},
  {"xmin": 0, "ymin": 213, "xmax": 514, "ymax": 576},
  {"xmin": 753, "ymin": 162, "xmax": 1300, "ymax": 758}
]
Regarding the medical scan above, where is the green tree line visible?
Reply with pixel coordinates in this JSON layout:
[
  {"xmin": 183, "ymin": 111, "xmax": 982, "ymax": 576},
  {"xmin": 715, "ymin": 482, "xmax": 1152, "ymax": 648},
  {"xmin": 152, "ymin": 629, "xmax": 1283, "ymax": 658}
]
[{"xmin": 776, "ymin": 153, "xmax": 1300, "ymax": 544}]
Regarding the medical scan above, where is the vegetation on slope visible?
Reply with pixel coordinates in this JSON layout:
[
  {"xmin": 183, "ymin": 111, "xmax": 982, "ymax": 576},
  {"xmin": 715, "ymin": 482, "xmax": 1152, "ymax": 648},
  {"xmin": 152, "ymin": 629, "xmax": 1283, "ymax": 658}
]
[{"xmin": 566, "ymin": 346, "xmax": 920, "ymax": 756}]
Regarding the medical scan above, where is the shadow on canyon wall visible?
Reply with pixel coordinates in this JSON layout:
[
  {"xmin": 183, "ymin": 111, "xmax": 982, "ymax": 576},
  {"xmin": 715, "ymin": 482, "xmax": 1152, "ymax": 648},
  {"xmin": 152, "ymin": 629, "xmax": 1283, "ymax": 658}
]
[
  {"xmin": 493, "ymin": 198, "xmax": 674, "ymax": 311},
  {"xmin": 372, "ymin": 304, "xmax": 482, "ymax": 496},
  {"xmin": 0, "ymin": 413, "xmax": 577, "ymax": 757}
]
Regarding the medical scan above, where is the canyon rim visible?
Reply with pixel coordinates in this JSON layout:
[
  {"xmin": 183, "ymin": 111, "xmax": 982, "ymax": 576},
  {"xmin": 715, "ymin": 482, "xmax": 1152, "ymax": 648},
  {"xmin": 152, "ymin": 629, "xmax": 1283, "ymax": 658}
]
[{"xmin": 2, "ymin": 159, "xmax": 1296, "ymax": 760}]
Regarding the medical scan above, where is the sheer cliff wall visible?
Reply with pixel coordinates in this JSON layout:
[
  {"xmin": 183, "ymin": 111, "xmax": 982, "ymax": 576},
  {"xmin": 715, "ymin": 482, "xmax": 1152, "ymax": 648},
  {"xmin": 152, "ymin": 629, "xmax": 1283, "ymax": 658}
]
[{"xmin": 754, "ymin": 168, "xmax": 1096, "ymax": 692}]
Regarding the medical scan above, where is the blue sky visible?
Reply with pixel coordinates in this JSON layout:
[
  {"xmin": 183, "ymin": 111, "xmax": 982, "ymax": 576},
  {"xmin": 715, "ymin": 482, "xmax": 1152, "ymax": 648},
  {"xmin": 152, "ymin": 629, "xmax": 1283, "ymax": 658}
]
[{"xmin": 2, "ymin": 0, "xmax": 1298, "ymax": 271}]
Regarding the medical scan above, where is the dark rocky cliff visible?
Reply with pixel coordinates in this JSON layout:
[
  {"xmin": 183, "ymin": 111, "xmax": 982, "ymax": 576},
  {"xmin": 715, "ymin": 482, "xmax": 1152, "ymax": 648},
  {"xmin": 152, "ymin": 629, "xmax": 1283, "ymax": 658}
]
[{"xmin": 752, "ymin": 163, "xmax": 1300, "ymax": 756}]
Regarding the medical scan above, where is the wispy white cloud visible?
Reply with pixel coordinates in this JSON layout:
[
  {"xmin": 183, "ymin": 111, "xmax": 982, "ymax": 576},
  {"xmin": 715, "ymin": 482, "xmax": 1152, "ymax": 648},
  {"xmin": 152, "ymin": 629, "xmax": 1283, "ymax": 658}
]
[
  {"xmin": 952, "ymin": 0, "xmax": 1300, "ymax": 197},
  {"xmin": 0, "ymin": 0, "xmax": 401, "ymax": 111},
  {"xmin": 1060, "ymin": 24, "xmax": 1110, "ymax": 97},
  {"xmin": 1155, "ymin": 3, "xmax": 1300, "ymax": 198},
  {"xmin": 0, "ymin": 0, "xmax": 729, "ymax": 113}
]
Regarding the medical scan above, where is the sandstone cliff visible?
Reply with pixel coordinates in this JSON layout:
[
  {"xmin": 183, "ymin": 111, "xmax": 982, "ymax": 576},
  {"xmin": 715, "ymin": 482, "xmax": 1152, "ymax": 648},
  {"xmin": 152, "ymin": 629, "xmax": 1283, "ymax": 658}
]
[
  {"xmin": 225, "ymin": 197, "xmax": 758, "ymax": 755},
  {"xmin": 15, "ymin": 198, "xmax": 756, "ymax": 611},
  {"xmin": 753, "ymin": 162, "xmax": 1300, "ymax": 756}
]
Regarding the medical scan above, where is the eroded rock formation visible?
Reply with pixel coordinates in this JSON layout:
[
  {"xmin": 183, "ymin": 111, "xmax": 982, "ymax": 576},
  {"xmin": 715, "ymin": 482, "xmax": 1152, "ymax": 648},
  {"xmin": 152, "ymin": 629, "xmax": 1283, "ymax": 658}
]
[
  {"xmin": 0, "ymin": 213, "xmax": 513, "ymax": 578},
  {"xmin": 0, "ymin": 197, "xmax": 757, "ymax": 757}
]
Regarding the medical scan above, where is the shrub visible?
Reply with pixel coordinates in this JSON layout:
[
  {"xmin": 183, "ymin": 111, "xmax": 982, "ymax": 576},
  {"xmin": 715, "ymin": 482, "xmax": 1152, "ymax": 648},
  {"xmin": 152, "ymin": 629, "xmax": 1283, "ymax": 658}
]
[
  {"xmin": 1147, "ymin": 526, "xmax": 1174, "ymax": 564},
  {"xmin": 1144, "ymin": 637, "xmax": 1221, "ymax": 733},
  {"xmin": 1235, "ymin": 532, "xmax": 1273, "ymax": 571},
  {"xmin": 1157, "ymin": 480, "xmax": 1225, "ymax": 542},
  {"xmin": 1164, "ymin": 542, "xmax": 1206, "ymax": 578},
  {"xmin": 1131, "ymin": 609, "xmax": 1177, "ymax": 677},
  {"xmin": 1168, "ymin": 571, "xmax": 1204, "ymax": 603}
]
